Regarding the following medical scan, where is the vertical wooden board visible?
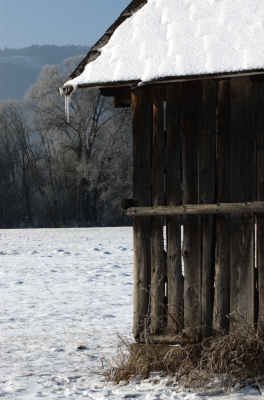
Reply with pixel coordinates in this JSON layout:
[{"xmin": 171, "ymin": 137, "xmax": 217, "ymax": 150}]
[
  {"xmin": 213, "ymin": 80, "xmax": 231, "ymax": 332},
  {"xmin": 200, "ymin": 79, "xmax": 217, "ymax": 337},
  {"xmin": 180, "ymin": 80, "xmax": 203, "ymax": 341},
  {"xmin": 230, "ymin": 76, "xmax": 255, "ymax": 329},
  {"xmin": 132, "ymin": 88, "xmax": 152, "ymax": 339},
  {"xmin": 256, "ymin": 82, "xmax": 264, "ymax": 332},
  {"xmin": 150, "ymin": 85, "xmax": 165, "ymax": 335},
  {"xmin": 166, "ymin": 83, "xmax": 183, "ymax": 330}
]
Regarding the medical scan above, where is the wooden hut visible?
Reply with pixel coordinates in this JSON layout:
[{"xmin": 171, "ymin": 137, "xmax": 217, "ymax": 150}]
[{"xmin": 60, "ymin": 0, "xmax": 264, "ymax": 343}]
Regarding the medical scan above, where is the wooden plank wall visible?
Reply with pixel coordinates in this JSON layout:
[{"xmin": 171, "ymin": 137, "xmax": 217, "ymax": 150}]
[
  {"xmin": 166, "ymin": 84, "xmax": 183, "ymax": 331},
  {"xmin": 132, "ymin": 88, "xmax": 152, "ymax": 339},
  {"xmin": 200, "ymin": 80, "xmax": 217, "ymax": 337},
  {"xmin": 150, "ymin": 86, "xmax": 165, "ymax": 335},
  {"xmin": 213, "ymin": 80, "xmax": 231, "ymax": 332},
  {"xmin": 180, "ymin": 81, "xmax": 203, "ymax": 341},
  {"xmin": 132, "ymin": 76, "xmax": 264, "ymax": 342},
  {"xmin": 256, "ymin": 78, "xmax": 264, "ymax": 332},
  {"xmin": 229, "ymin": 77, "xmax": 255, "ymax": 328}
]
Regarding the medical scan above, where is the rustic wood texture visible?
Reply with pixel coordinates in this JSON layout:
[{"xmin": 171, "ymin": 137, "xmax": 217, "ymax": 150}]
[
  {"xmin": 131, "ymin": 76, "xmax": 262, "ymax": 342},
  {"xmin": 180, "ymin": 80, "xmax": 203, "ymax": 341},
  {"xmin": 165, "ymin": 84, "xmax": 183, "ymax": 330},
  {"xmin": 200, "ymin": 79, "xmax": 217, "ymax": 337},
  {"xmin": 132, "ymin": 88, "xmax": 152, "ymax": 339},
  {"xmin": 256, "ymin": 82, "xmax": 264, "ymax": 332},
  {"xmin": 150, "ymin": 86, "xmax": 165, "ymax": 335},
  {"xmin": 127, "ymin": 202, "xmax": 264, "ymax": 216},
  {"xmin": 230, "ymin": 77, "xmax": 255, "ymax": 328},
  {"xmin": 213, "ymin": 80, "xmax": 231, "ymax": 332}
]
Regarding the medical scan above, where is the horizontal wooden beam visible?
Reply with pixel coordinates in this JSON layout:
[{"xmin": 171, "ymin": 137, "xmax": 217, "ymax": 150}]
[{"xmin": 127, "ymin": 202, "xmax": 264, "ymax": 216}]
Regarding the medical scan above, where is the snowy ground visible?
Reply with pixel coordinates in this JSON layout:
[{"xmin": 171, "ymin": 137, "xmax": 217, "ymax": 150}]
[{"xmin": 0, "ymin": 227, "xmax": 263, "ymax": 399}]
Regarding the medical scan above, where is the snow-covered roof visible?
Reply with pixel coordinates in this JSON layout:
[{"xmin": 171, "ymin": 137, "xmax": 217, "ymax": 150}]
[{"xmin": 63, "ymin": 0, "xmax": 264, "ymax": 92}]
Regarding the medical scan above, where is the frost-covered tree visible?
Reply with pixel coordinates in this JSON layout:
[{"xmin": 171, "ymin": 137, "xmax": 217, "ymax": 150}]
[{"xmin": 0, "ymin": 56, "xmax": 132, "ymax": 227}]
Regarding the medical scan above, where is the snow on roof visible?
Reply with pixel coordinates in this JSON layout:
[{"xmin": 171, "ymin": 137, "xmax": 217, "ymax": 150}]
[{"xmin": 64, "ymin": 0, "xmax": 264, "ymax": 90}]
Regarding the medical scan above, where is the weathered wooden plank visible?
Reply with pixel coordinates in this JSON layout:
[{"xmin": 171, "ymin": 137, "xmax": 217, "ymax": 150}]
[
  {"xmin": 230, "ymin": 76, "xmax": 255, "ymax": 329},
  {"xmin": 150, "ymin": 86, "xmax": 165, "ymax": 335},
  {"xmin": 166, "ymin": 84, "xmax": 183, "ymax": 330},
  {"xmin": 256, "ymin": 82, "xmax": 264, "ymax": 332},
  {"xmin": 127, "ymin": 202, "xmax": 264, "ymax": 216},
  {"xmin": 200, "ymin": 79, "xmax": 217, "ymax": 337},
  {"xmin": 132, "ymin": 87, "xmax": 152, "ymax": 339},
  {"xmin": 180, "ymin": 80, "xmax": 203, "ymax": 342},
  {"xmin": 213, "ymin": 80, "xmax": 231, "ymax": 332}
]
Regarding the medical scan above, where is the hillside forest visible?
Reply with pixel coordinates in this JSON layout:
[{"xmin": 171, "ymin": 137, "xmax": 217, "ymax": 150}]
[
  {"xmin": 0, "ymin": 45, "xmax": 90, "ymax": 100},
  {"xmin": 0, "ymin": 55, "xmax": 133, "ymax": 228}
]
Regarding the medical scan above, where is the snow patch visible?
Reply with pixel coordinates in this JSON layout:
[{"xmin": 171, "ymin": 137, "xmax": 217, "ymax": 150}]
[
  {"xmin": 28, "ymin": 250, "xmax": 38, "ymax": 255},
  {"xmin": 0, "ymin": 227, "xmax": 260, "ymax": 399}
]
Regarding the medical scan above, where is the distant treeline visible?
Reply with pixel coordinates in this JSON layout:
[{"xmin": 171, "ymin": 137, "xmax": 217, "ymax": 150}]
[
  {"xmin": 0, "ymin": 56, "xmax": 132, "ymax": 228},
  {"xmin": 0, "ymin": 45, "xmax": 90, "ymax": 100},
  {"xmin": 0, "ymin": 45, "xmax": 90, "ymax": 65}
]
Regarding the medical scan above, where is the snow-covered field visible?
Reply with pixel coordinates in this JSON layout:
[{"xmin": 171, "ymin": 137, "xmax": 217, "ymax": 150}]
[{"xmin": 0, "ymin": 227, "xmax": 262, "ymax": 399}]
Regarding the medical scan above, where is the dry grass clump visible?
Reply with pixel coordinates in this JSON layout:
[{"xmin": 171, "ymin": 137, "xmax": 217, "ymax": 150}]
[{"xmin": 103, "ymin": 324, "xmax": 264, "ymax": 390}]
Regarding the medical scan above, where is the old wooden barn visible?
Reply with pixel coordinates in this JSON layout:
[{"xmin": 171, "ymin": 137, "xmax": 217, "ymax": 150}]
[{"xmin": 61, "ymin": 0, "xmax": 264, "ymax": 343}]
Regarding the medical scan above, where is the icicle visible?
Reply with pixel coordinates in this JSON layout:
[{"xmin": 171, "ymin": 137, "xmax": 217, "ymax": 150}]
[
  {"xmin": 65, "ymin": 95, "xmax": 71, "ymax": 123},
  {"xmin": 60, "ymin": 85, "xmax": 76, "ymax": 123}
]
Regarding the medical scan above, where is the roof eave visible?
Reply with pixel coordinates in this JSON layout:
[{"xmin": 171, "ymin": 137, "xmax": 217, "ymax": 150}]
[
  {"xmin": 61, "ymin": 68, "xmax": 264, "ymax": 95},
  {"xmin": 144, "ymin": 68, "xmax": 264, "ymax": 85}
]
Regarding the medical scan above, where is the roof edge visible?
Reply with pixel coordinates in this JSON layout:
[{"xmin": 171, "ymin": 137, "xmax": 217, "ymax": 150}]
[
  {"xmin": 141, "ymin": 68, "xmax": 264, "ymax": 85},
  {"xmin": 60, "ymin": 68, "xmax": 264, "ymax": 95},
  {"xmin": 62, "ymin": 0, "xmax": 147, "ymax": 86}
]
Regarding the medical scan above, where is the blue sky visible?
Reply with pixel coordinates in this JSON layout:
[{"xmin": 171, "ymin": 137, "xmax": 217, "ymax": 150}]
[{"xmin": 0, "ymin": 0, "xmax": 131, "ymax": 49}]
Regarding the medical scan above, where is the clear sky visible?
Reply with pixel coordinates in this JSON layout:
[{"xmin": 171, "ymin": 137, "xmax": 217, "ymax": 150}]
[{"xmin": 0, "ymin": 0, "xmax": 131, "ymax": 49}]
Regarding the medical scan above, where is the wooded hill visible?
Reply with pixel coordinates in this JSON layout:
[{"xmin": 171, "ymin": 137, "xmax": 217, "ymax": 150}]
[{"xmin": 0, "ymin": 45, "xmax": 90, "ymax": 100}]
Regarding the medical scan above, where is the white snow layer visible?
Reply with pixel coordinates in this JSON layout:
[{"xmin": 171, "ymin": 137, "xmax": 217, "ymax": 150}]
[
  {"xmin": 0, "ymin": 227, "xmax": 263, "ymax": 399},
  {"xmin": 64, "ymin": 0, "xmax": 264, "ymax": 88}
]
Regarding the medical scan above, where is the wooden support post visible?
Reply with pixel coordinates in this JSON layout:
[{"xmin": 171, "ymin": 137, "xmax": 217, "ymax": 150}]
[
  {"xmin": 166, "ymin": 84, "xmax": 183, "ymax": 330},
  {"xmin": 256, "ymin": 82, "xmax": 264, "ymax": 332},
  {"xmin": 132, "ymin": 87, "xmax": 152, "ymax": 339},
  {"xmin": 181, "ymin": 80, "xmax": 203, "ymax": 342},
  {"xmin": 213, "ymin": 80, "xmax": 231, "ymax": 332},
  {"xmin": 230, "ymin": 77, "xmax": 255, "ymax": 329},
  {"xmin": 200, "ymin": 79, "xmax": 217, "ymax": 337},
  {"xmin": 150, "ymin": 86, "xmax": 165, "ymax": 335}
]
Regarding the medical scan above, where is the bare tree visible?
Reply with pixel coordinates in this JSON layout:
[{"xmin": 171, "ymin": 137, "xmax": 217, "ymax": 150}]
[
  {"xmin": 0, "ymin": 100, "xmax": 35, "ymax": 225},
  {"xmin": 0, "ymin": 56, "xmax": 133, "ymax": 227}
]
